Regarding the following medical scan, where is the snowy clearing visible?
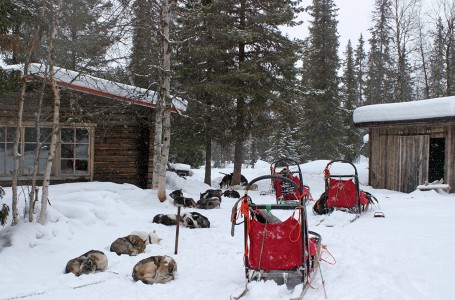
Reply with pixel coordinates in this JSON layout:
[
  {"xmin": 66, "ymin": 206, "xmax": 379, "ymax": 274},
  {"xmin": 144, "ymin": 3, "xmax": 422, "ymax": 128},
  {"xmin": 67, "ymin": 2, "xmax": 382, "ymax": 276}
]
[{"xmin": 1, "ymin": 160, "xmax": 454, "ymax": 300}]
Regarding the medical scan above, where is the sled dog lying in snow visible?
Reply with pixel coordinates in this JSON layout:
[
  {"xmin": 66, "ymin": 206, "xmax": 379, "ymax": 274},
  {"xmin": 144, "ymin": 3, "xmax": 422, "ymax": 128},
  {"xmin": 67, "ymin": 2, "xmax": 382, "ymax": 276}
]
[
  {"xmin": 153, "ymin": 212, "xmax": 210, "ymax": 229},
  {"xmin": 129, "ymin": 230, "xmax": 162, "ymax": 245},
  {"xmin": 110, "ymin": 234, "xmax": 146, "ymax": 256},
  {"xmin": 196, "ymin": 197, "xmax": 221, "ymax": 209},
  {"xmin": 223, "ymin": 190, "xmax": 241, "ymax": 198},
  {"xmin": 169, "ymin": 189, "xmax": 197, "ymax": 208},
  {"xmin": 152, "ymin": 214, "xmax": 178, "ymax": 226},
  {"xmin": 65, "ymin": 250, "xmax": 108, "ymax": 276},
  {"xmin": 181, "ymin": 211, "xmax": 210, "ymax": 228},
  {"xmin": 200, "ymin": 189, "xmax": 223, "ymax": 201},
  {"xmin": 132, "ymin": 255, "xmax": 177, "ymax": 284}
]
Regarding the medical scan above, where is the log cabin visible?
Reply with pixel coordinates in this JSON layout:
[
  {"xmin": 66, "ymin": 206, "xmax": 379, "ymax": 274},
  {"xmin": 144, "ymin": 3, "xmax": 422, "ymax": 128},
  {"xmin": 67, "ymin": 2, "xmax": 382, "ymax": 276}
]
[
  {"xmin": 0, "ymin": 64, "xmax": 186, "ymax": 188},
  {"xmin": 353, "ymin": 97, "xmax": 454, "ymax": 193}
]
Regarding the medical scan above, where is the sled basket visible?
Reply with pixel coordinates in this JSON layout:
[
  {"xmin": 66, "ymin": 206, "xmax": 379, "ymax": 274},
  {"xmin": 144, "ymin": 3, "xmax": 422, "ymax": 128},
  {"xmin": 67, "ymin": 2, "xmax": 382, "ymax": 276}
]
[
  {"xmin": 231, "ymin": 175, "xmax": 321, "ymax": 289},
  {"xmin": 270, "ymin": 158, "xmax": 312, "ymax": 204}
]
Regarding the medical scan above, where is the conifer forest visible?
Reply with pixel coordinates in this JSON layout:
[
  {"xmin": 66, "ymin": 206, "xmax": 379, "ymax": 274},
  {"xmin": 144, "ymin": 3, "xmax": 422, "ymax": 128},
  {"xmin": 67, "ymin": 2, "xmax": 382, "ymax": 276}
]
[{"xmin": 1, "ymin": 0, "xmax": 453, "ymax": 171}]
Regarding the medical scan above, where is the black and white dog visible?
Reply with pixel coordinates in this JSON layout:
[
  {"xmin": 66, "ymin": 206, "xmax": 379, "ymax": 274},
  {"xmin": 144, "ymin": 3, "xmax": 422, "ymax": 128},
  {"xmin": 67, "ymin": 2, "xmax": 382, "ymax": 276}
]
[
  {"xmin": 197, "ymin": 189, "xmax": 223, "ymax": 209},
  {"xmin": 153, "ymin": 212, "xmax": 210, "ymax": 229},
  {"xmin": 169, "ymin": 189, "xmax": 197, "ymax": 208},
  {"xmin": 200, "ymin": 189, "xmax": 223, "ymax": 201},
  {"xmin": 223, "ymin": 190, "xmax": 241, "ymax": 198},
  {"xmin": 219, "ymin": 173, "xmax": 248, "ymax": 189}
]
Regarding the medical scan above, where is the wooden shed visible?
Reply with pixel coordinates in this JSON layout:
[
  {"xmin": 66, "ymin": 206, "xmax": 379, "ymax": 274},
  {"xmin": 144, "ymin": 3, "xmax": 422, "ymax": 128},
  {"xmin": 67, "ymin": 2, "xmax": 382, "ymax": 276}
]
[
  {"xmin": 353, "ymin": 97, "xmax": 455, "ymax": 193},
  {"xmin": 0, "ymin": 64, "xmax": 186, "ymax": 188}
]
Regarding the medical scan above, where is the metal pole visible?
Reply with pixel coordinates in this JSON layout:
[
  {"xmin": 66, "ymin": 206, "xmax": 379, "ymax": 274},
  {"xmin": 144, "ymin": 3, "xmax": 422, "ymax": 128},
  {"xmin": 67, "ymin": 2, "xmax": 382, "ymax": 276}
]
[{"xmin": 174, "ymin": 206, "xmax": 181, "ymax": 254}]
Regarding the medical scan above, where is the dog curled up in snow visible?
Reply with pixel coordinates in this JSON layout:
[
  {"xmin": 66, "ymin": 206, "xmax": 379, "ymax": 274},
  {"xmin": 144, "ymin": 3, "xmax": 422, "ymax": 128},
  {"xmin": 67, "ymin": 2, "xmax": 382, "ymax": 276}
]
[
  {"xmin": 129, "ymin": 230, "xmax": 162, "ymax": 245},
  {"xmin": 65, "ymin": 250, "xmax": 108, "ymax": 276},
  {"xmin": 200, "ymin": 189, "xmax": 223, "ymax": 201},
  {"xmin": 181, "ymin": 212, "xmax": 210, "ymax": 228},
  {"xmin": 223, "ymin": 190, "xmax": 241, "ymax": 198},
  {"xmin": 153, "ymin": 214, "xmax": 178, "ymax": 226},
  {"xmin": 110, "ymin": 235, "xmax": 146, "ymax": 256},
  {"xmin": 153, "ymin": 212, "xmax": 210, "ymax": 229},
  {"xmin": 169, "ymin": 189, "xmax": 197, "ymax": 208},
  {"xmin": 196, "ymin": 197, "xmax": 221, "ymax": 209},
  {"xmin": 132, "ymin": 255, "xmax": 177, "ymax": 284}
]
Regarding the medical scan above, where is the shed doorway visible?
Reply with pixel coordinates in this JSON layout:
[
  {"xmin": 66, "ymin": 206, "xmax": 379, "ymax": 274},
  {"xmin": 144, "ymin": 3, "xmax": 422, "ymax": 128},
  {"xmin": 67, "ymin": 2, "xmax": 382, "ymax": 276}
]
[{"xmin": 428, "ymin": 138, "xmax": 445, "ymax": 183}]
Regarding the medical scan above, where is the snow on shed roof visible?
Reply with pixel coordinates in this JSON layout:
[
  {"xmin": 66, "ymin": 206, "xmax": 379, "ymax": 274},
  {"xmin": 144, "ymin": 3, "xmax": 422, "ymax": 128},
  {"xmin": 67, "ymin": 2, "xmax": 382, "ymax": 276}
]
[
  {"xmin": 2, "ymin": 63, "xmax": 187, "ymax": 112},
  {"xmin": 353, "ymin": 96, "xmax": 455, "ymax": 124}
]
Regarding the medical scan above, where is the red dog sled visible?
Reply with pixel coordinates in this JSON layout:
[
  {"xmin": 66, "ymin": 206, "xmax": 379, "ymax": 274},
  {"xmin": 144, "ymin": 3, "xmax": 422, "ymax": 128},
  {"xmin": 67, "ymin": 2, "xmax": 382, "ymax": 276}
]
[
  {"xmin": 231, "ymin": 175, "xmax": 322, "ymax": 299},
  {"xmin": 313, "ymin": 160, "xmax": 380, "ymax": 216},
  {"xmin": 270, "ymin": 158, "xmax": 312, "ymax": 204}
]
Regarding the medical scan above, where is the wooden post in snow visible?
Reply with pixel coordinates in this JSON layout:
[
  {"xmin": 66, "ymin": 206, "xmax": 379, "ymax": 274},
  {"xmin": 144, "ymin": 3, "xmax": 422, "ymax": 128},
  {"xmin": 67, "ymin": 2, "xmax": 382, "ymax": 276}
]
[{"xmin": 174, "ymin": 206, "xmax": 181, "ymax": 254}]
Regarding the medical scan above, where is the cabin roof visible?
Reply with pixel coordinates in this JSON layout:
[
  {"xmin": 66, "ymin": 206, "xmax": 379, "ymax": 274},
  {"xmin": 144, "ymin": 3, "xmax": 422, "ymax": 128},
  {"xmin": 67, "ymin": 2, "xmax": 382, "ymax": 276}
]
[
  {"xmin": 353, "ymin": 96, "xmax": 455, "ymax": 126},
  {"xmin": 2, "ymin": 63, "xmax": 187, "ymax": 113}
]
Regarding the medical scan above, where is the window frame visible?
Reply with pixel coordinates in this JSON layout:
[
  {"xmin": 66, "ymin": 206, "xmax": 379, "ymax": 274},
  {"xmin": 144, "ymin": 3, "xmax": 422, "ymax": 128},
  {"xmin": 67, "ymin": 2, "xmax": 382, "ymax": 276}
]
[{"xmin": 0, "ymin": 123, "xmax": 95, "ymax": 181}]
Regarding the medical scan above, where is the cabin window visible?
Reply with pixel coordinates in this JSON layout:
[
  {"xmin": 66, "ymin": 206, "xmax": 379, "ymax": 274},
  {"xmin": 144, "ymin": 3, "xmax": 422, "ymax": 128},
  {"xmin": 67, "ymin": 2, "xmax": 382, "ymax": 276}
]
[
  {"xmin": 0, "ymin": 125, "xmax": 93, "ymax": 179},
  {"xmin": 61, "ymin": 128, "xmax": 89, "ymax": 174},
  {"xmin": 23, "ymin": 127, "xmax": 51, "ymax": 175}
]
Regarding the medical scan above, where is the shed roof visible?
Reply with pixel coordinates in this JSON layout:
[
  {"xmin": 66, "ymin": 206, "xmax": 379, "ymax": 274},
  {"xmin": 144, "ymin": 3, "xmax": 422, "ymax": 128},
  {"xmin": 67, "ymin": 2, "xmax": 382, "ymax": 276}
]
[
  {"xmin": 2, "ymin": 63, "xmax": 187, "ymax": 113},
  {"xmin": 353, "ymin": 96, "xmax": 455, "ymax": 125}
]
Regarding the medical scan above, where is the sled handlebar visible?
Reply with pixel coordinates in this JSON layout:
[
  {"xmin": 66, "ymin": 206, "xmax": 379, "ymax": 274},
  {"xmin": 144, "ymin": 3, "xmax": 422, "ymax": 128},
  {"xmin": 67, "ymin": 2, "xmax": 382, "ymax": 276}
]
[{"xmin": 246, "ymin": 175, "xmax": 303, "ymax": 194}]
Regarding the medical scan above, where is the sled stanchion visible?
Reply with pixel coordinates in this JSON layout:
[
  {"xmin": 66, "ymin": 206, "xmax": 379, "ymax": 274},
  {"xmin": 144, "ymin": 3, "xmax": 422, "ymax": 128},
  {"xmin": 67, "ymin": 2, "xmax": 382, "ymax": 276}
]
[{"xmin": 174, "ymin": 206, "xmax": 181, "ymax": 254}]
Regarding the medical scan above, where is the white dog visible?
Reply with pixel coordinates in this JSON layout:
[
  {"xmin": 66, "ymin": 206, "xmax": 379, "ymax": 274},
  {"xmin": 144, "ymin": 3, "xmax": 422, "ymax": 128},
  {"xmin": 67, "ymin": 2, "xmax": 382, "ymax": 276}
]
[{"xmin": 129, "ymin": 230, "xmax": 162, "ymax": 245}]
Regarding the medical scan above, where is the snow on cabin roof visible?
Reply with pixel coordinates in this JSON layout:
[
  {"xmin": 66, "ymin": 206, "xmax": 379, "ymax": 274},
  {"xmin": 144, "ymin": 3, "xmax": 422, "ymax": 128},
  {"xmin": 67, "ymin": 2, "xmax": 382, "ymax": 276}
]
[
  {"xmin": 353, "ymin": 96, "xmax": 455, "ymax": 124},
  {"xmin": 2, "ymin": 63, "xmax": 187, "ymax": 113}
]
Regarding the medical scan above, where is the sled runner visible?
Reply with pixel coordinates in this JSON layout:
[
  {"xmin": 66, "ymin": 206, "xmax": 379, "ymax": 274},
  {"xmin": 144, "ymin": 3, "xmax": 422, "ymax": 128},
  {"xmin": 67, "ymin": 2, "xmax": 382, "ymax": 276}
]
[
  {"xmin": 270, "ymin": 158, "xmax": 312, "ymax": 204},
  {"xmin": 231, "ymin": 175, "xmax": 322, "ymax": 299},
  {"xmin": 313, "ymin": 160, "xmax": 380, "ymax": 218}
]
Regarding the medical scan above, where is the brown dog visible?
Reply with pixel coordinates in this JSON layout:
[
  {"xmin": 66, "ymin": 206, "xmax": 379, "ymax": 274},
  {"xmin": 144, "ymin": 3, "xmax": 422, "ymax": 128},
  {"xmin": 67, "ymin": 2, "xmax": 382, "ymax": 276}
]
[
  {"xmin": 132, "ymin": 255, "xmax": 177, "ymax": 284},
  {"xmin": 110, "ymin": 235, "xmax": 146, "ymax": 256},
  {"xmin": 65, "ymin": 250, "xmax": 108, "ymax": 276}
]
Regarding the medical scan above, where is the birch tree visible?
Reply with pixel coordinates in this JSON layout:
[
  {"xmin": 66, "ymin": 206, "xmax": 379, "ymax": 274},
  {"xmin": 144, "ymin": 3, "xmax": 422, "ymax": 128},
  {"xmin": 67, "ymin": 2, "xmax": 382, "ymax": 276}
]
[
  {"xmin": 10, "ymin": 3, "xmax": 45, "ymax": 225},
  {"xmin": 39, "ymin": 0, "xmax": 63, "ymax": 225},
  {"xmin": 154, "ymin": 0, "xmax": 172, "ymax": 201}
]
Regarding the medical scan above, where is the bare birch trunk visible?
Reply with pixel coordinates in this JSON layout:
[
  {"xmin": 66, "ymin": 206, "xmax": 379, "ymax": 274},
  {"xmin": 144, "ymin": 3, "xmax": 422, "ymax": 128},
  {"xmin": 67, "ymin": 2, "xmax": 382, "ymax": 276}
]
[
  {"xmin": 38, "ymin": 0, "xmax": 63, "ymax": 225},
  {"xmin": 152, "ymin": 105, "xmax": 162, "ymax": 189},
  {"xmin": 11, "ymin": 70, "xmax": 25, "ymax": 226},
  {"xmin": 29, "ymin": 73, "xmax": 47, "ymax": 222},
  {"xmin": 157, "ymin": 0, "xmax": 172, "ymax": 202},
  {"xmin": 11, "ymin": 5, "xmax": 45, "ymax": 225},
  {"xmin": 27, "ymin": 5, "xmax": 47, "ymax": 222}
]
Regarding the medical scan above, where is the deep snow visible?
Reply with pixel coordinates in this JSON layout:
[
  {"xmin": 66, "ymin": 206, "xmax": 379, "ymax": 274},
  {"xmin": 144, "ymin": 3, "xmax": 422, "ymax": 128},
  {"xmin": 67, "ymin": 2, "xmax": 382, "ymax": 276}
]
[{"xmin": 1, "ymin": 159, "xmax": 455, "ymax": 300}]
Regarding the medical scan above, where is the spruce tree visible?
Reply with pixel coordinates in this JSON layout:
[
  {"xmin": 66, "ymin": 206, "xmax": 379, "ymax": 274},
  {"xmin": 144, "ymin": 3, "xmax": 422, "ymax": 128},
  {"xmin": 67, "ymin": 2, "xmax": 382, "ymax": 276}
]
[
  {"xmin": 429, "ymin": 17, "xmax": 446, "ymax": 98},
  {"xmin": 25, "ymin": 0, "xmax": 122, "ymax": 71},
  {"xmin": 365, "ymin": 0, "xmax": 395, "ymax": 104},
  {"xmin": 264, "ymin": 122, "xmax": 299, "ymax": 163},
  {"xmin": 129, "ymin": 0, "xmax": 160, "ymax": 89},
  {"xmin": 341, "ymin": 40, "xmax": 363, "ymax": 161},
  {"xmin": 176, "ymin": 0, "xmax": 302, "ymax": 184},
  {"xmin": 354, "ymin": 34, "xmax": 367, "ymax": 107},
  {"xmin": 300, "ymin": 0, "xmax": 344, "ymax": 161}
]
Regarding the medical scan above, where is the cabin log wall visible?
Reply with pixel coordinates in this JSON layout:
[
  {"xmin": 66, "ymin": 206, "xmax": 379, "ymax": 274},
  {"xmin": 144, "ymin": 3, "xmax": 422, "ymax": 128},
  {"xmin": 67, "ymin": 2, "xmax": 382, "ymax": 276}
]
[{"xmin": 0, "ymin": 85, "xmax": 154, "ymax": 188}]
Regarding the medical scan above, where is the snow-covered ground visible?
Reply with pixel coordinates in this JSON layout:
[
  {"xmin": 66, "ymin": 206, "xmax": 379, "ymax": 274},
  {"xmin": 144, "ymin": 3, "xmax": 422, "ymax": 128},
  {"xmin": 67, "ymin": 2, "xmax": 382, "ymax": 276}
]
[{"xmin": 1, "ymin": 159, "xmax": 454, "ymax": 300}]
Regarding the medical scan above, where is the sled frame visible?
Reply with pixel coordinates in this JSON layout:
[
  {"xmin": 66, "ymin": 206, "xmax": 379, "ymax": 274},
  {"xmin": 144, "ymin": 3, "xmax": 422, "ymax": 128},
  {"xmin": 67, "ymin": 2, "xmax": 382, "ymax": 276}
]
[
  {"xmin": 324, "ymin": 160, "xmax": 362, "ymax": 214},
  {"xmin": 231, "ymin": 175, "xmax": 321, "ymax": 290}
]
